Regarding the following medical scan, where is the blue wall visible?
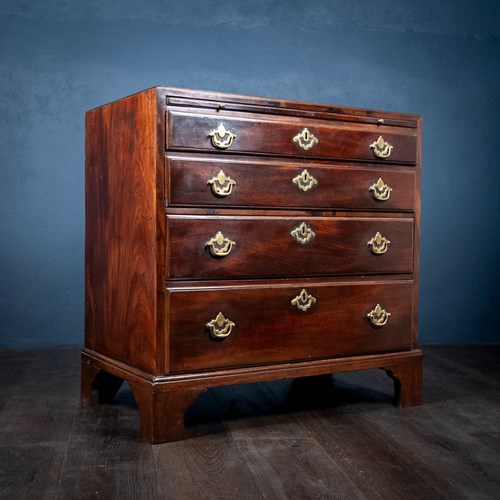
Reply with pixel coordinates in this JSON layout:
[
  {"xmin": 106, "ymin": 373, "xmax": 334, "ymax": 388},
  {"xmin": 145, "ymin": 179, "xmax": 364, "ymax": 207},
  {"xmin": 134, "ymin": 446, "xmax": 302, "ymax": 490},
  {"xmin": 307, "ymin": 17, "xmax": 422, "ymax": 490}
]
[{"xmin": 1, "ymin": 1, "xmax": 499, "ymax": 347}]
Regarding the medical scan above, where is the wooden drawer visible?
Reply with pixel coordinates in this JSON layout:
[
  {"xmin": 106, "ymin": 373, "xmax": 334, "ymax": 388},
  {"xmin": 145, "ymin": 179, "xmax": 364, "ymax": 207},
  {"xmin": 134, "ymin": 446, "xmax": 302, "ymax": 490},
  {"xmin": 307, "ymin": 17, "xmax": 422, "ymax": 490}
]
[
  {"xmin": 166, "ymin": 110, "xmax": 417, "ymax": 164},
  {"xmin": 167, "ymin": 280, "xmax": 413, "ymax": 372},
  {"xmin": 166, "ymin": 215, "xmax": 414, "ymax": 279},
  {"xmin": 167, "ymin": 155, "xmax": 416, "ymax": 211}
]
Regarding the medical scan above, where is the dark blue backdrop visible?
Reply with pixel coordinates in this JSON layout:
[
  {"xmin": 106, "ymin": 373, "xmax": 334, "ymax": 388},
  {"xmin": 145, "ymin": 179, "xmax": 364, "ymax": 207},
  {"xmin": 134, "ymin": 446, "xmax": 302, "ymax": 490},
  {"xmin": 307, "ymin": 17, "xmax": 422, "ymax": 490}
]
[{"xmin": 1, "ymin": 0, "xmax": 499, "ymax": 347}]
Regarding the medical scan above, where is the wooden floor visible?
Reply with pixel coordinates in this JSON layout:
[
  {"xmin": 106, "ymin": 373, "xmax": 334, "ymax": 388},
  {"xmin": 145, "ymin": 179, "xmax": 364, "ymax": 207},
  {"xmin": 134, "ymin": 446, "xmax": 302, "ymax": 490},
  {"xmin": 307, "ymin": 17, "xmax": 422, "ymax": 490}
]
[{"xmin": 0, "ymin": 346, "xmax": 499, "ymax": 499}]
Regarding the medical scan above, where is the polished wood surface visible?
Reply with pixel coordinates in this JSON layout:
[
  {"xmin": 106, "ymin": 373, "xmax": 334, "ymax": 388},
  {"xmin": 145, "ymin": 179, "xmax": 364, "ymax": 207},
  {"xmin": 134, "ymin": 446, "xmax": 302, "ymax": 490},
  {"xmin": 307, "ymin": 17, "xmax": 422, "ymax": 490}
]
[
  {"xmin": 167, "ymin": 215, "xmax": 414, "ymax": 279},
  {"xmin": 165, "ymin": 93, "xmax": 419, "ymax": 127},
  {"xmin": 164, "ymin": 90, "xmax": 420, "ymax": 125},
  {"xmin": 168, "ymin": 155, "xmax": 416, "ymax": 211},
  {"xmin": 4, "ymin": 347, "xmax": 500, "ymax": 498},
  {"xmin": 167, "ymin": 280, "xmax": 413, "ymax": 372},
  {"xmin": 85, "ymin": 88, "xmax": 162, "ymax": 374},
  {"xmin": 82, "ymin": 347, "xmax": 422, "ymax": 444},
  {"xmin": 167, "ymin": 109, "xmax": 418, "ymax": 163},
  {"xmin": 84, "ymin": 87, "xmax": 422, "ymax": 442}
]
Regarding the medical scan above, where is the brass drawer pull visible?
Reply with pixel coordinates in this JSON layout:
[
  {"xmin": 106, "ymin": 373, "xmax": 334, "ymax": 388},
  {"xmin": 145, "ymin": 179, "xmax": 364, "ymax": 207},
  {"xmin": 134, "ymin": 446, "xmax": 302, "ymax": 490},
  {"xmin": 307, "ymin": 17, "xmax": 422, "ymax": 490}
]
[
  {"xmin": 291, "ymin": 222, "xmax": 316, "ymax": 245},
  {"xmin": 293, "ymin": 128, "xmax": 318, "ymax": 151},
  {"xmin": 206, "ymin": 312, "xmax": 235, "ymax": 339},
  {"xmin": 208, "ymin": 124, "xmax": 236, "ymax": 149},
  {"xmin": 367, "ymin": 231, "xmax": 390, "ymax": 255},
  {"xmin": 291, "ymin": 289, "xmax": 317, "ymax": 312},
  {"xmin": 293, "ymin": 169, "xmax": 318, "ymax": 192},
  {"xmin": 206, "ymin": 231, "xmax": 236, "ymax": 257},
  {"xmin": 367, "ymin": 304, "xmax": 391, "ymax": 327},
  {"xmin": 370, "ymin": 136, "xmax": 393, "ymax": 159},
  {"xmin": 207, "ymin": 170, "xmax": 236, "ymax": 197},
  {"xmin": 369, "ymin": 178, "xmax": 392, "ymax": 201}
]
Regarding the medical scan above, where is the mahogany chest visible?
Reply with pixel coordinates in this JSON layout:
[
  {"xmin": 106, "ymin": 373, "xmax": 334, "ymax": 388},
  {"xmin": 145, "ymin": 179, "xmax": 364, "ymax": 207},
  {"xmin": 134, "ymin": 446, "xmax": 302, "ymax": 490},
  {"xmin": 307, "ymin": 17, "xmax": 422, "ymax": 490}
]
[{"xmin": 82, "ymin": 87, "xmax": 422, "ymax": 443}]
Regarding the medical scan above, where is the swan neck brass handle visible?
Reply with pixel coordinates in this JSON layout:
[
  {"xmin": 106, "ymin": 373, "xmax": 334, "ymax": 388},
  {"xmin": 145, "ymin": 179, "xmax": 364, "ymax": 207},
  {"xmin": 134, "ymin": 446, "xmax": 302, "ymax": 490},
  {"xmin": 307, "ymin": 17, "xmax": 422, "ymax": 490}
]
[
  {"xmin": 293, "ymin": 169, "xmax": 318, "ymax": 192},
  {"xmin": 291, "ymin": 289, "xmax": 317, "ymax": 312},
  {"xmin": 206, "ymin": 312, "xmax": 235, "ymax": 339},
  {"xmin": 367, "ymin": 232, "xmax": 390, "ymax": 255},
  {"xmin": 293, "ymin": 128, "xmax": 318, "ymax": 151},
  {"xmin": 206, "ymin": 231, "xmax": 235, "ymax": 257},
  {"xmin": 208, "ymin": 124, "xmax": 236, "ymax": 149},
  {"xmin": 367, "ymin": 304, "xmax": 390, "ymax": 327},
  {"xmin": 369, "ymin": 178, "xmax": 392, "ymax": 201},
  {"xmin": 370, "ymin": 136, "xmax": 393, "ymax": 159},
  {"xmin": 207, "ymin": 170, "xmax": 236, "ymax": 197},
  {"xmin": 291, "ymin": 222, "xmax": 316, "ymax": 245}
]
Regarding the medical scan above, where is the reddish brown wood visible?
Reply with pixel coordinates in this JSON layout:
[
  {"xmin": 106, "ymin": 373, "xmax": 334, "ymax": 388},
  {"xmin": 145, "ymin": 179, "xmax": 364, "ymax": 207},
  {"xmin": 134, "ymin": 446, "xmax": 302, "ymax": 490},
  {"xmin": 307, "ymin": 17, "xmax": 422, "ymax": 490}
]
[
  {"xmin": 80, "ymin": 357, "xmax": 102, "ymax": 407},
  {"xmin": 167, "ymin": 110, "xmax": 418, "ymax": 163},
  {"xmin": 166, "ymin": 215, "xmax": 414, "ymax": 279},
  {"xmin": 168, "ymin": 155, "xmax": 416, "ymax": 211},
  {"xmin": 84, "ymin": 87, "xmax": 422, "ymax": 443},
  {"xmin": 384, "ymin": 355, "xmax": 423, "ymax": 406},
  {"xmin": 81, "ymin": 346, "xmax": 422, "ymax": 442},
  {"xmin": 128, "ymin": 380, "xmax": 206, "ymax": 443},
  {"xmin": 166, "ymin": 95, "xmax": 419, "ymax": 128},
  {"xmin": 85, "ymin": 88, "xmax": 163, "ymax": 374},
  {"xmin": 412, "ymin": 116, "xmax": 423, "ymax": 349},
  {"xmin": 81, "ymin": 355, "xmax": 124, "ymax": 406},
  {"xmin": 167, "ymin": 280, "xmax": 413, "ymax": 372}
]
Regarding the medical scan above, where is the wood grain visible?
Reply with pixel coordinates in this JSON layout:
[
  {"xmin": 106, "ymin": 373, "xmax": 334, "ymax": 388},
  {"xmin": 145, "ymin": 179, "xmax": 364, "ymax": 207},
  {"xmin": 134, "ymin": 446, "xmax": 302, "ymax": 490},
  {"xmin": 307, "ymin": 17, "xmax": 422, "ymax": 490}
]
[
  {"xmin": 153, "ymin": 426, "xmax": 264, "ymax": 499},
  {"xmin": 0, "ymin": 349, "xmax": 38, "ymax": 412},
  {"xmin": 167, "ymin": 215, "xmax": 414, "ymax": 279},
  {"xmin": 168, "ymin": 155, "xmax": 416, "ymax": 211},
  {"xmin": 0, "ymin": 445, "xmax": 66, "ymax": 500},
  {"xmin": 167, "ymin": 280, "xmax": 413, "ymax": 372},
  {"xmin": 85, "ymin": 88, "xmax": 162, "ymax": 374},
  {"xmin": 167, "ymin": 109, "xmax": 418, "ymax": 163},
  {"xmin": 2, "ymin": 346, "xmax": 500, "ymax": 498},
  {"xmin": 56, "ymin": 387, "xmax": 157, "ymax": 499},
  {"xmin": 234, "ymin": 437, "xmax": 366, "ymax": 499},
  {"xmin": 84, "ymin": 86, "xmax": 421, "ymax": 442},
  {"xmin": 164, "ymin": 91, "xmax": 419, "ymax": 128}
]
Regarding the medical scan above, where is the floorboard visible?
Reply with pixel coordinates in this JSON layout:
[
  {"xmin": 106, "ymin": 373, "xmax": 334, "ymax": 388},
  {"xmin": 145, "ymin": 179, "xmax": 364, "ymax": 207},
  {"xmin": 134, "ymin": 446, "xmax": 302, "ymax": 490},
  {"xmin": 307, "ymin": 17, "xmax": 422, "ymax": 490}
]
[
  {"xmin": 234, "ymin": 437, "xmax": 366, "ymax": 499},
  {"xmin": 153, "ymin": 421, "xmax": 264, "ymax": 500},
  {"xmin": 56, "ymin": 384, "xmax": 158, "ymax": 499},
  {"xmin": 0, "ymin": 346, "xmax": 499, "ymax": 499},
  {"xmin": 0, "ymin": 349, "xmax": 38, "ymax": 412},
  {"xmin": 0, "ymin": 445, "xmax": 66, "ymax": 500}
]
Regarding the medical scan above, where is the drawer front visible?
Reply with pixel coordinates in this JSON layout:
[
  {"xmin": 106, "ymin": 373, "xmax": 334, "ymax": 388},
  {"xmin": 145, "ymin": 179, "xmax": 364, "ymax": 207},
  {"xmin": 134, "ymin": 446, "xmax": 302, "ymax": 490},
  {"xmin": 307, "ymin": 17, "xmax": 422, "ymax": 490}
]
[
  {"xmin": 167, "ymin": 280, "xmax": 413, "ymax": 372},
  {"xmin": 166, "ymin": 110, "xmax": 417, "ymax": 164},
  {"xmin": 167, "ymin": 215, "xmax": 414, "ymax": 279},
  {"xmin": 167, "ymin": 156, "xmax": 415, "ymax": 211}
]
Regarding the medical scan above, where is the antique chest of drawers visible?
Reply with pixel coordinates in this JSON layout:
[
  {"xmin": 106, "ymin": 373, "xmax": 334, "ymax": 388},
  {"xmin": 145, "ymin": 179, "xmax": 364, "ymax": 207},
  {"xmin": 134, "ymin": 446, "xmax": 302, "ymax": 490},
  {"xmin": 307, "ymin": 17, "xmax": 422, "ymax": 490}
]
[{"xmin": 82, "ymin": 87, "xmax": 422, "ymax": 443}]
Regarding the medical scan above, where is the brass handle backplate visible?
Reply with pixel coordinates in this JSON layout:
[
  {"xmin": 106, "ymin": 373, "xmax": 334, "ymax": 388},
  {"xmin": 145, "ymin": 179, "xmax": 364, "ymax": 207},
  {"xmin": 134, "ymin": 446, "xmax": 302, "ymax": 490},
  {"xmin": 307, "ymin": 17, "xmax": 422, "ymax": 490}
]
[
  {"xmin": 367, "ymin": 304, "xmax": 390, "ymax": 327},
  {"xmin": 291, "ymin": 289, "xmax": 317, "ymax": 312},
  {"xmin": 291, "ymin": 222, "xmax": 316, "ymax": 245},
  {"xmin": 370, "ymin": 136, "xmax": 393, "ymax": 159},
  {"xmin": 367, "ymin": 231, "xmax": 390, "ymax": 255},
  {"xmin": 369, "ymin": 178, "xmax": 392, "ymax": 201},
  {"xmin": 293, "ymin": 128, "xmax": 318, "ymax": 151},
  {"xmin": 208, "ymin": 124, "xmax": 236, "ymax": 149},
  {"xmin": 293, "ymin": 169, "xmax": 318, "ymax": 192},
  {"xmin": 207, "ymin": 170, "xmax": 236, "ymax": 197},
  {"xmin": 206, "ymin": 231, "xmax": 236, "ymax": 257},
  {"xmin": 206, "ymin": 312, "xmax": 235, "ymax": 339}
]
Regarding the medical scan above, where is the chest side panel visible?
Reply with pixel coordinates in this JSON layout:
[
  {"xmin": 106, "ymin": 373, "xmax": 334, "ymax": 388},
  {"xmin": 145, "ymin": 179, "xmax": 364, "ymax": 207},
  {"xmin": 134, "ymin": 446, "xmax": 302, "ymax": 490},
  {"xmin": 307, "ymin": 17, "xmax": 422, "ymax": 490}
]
[{"xmin": 85, "ymin": 89, "xmax": 159, "ymax": 373}]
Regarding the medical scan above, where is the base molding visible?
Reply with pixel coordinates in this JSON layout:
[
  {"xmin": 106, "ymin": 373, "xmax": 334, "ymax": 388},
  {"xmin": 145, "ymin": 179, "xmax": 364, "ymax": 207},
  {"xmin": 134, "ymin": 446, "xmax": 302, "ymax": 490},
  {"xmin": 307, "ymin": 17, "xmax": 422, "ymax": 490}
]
[{"xmin": 81, "ymin": 349, "xmax": 423, "ymax": 443}]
